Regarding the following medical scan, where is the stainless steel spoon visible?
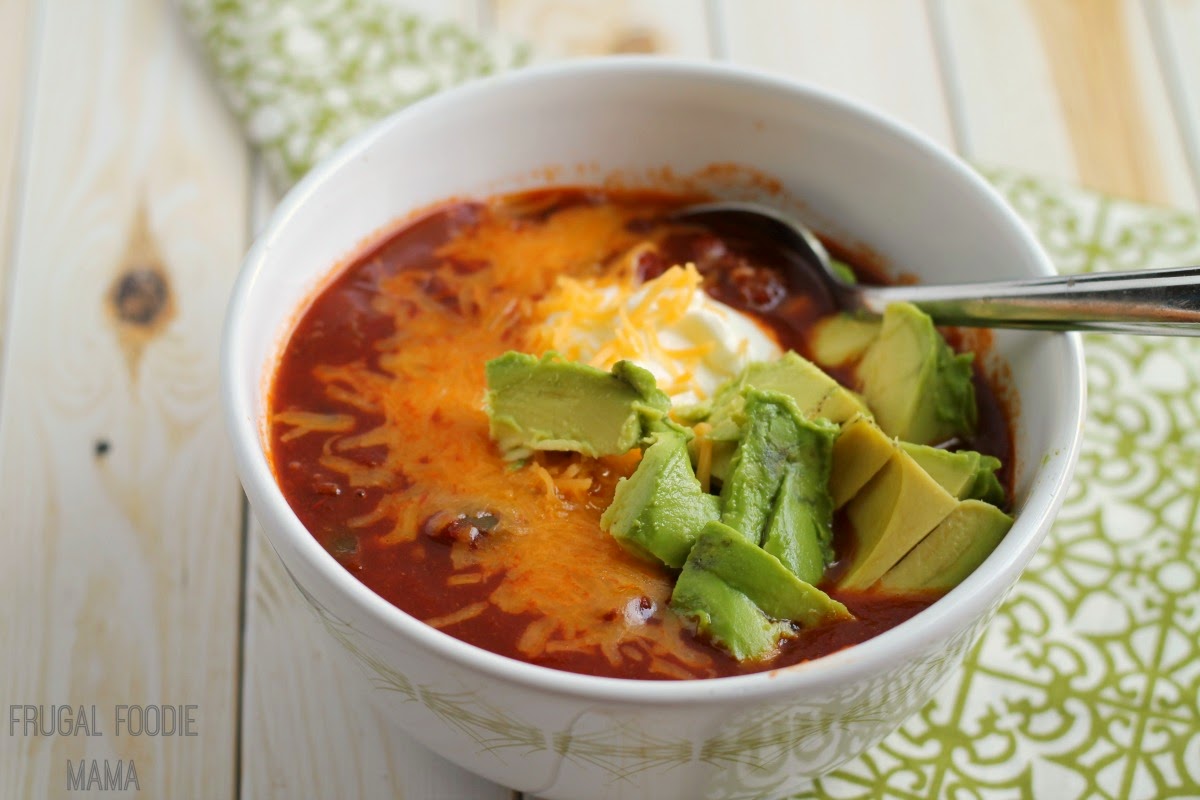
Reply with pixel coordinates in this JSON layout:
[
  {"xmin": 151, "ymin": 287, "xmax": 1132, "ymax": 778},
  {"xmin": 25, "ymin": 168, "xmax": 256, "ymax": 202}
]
[{"xmin": 675, "ymin": 201, "xmax": 1200, "ymax": 336}]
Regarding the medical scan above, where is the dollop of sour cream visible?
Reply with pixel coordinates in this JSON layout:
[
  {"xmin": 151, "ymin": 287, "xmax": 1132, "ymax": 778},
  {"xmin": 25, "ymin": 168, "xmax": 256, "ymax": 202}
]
[{"xmin": 533, "ymin": 263, "xmax": 782, "ymax": 406}]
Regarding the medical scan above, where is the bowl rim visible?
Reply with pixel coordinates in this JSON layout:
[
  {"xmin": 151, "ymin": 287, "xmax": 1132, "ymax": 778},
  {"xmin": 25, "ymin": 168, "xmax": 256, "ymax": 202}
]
[{"xmin": 222, "ymin": 56, "xmax": 1086, "ymax": 704}]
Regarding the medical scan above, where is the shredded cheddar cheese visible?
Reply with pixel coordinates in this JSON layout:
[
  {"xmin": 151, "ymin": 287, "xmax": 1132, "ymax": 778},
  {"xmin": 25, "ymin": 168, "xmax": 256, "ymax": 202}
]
[
  {"xmin": 694, "ymin": 422, "xmax": 713, "ymax": 494},
  {"xmin": 532, "ymin": 263, "xmax": 711, "ymax": 399},
  {"xmin": 424, "ymin": 602, "xmax": 488, "ymax": 630},
  {"xmin": 273, "ymin": 410, "xmax": 356, "ymax": 442}
]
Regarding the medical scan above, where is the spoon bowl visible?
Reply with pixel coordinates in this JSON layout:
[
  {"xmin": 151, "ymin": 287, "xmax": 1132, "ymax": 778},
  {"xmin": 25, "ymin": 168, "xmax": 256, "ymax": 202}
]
[{"xmin": 676, "ymin": 200, "xmax": 1200, "ymax": 336}]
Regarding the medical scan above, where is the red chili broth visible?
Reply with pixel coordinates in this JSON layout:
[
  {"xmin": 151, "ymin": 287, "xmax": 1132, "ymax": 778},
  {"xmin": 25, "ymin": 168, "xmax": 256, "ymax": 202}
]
[{"xmin": 268, "ymin": 188, "xmax": 1012, "ymax": 680}]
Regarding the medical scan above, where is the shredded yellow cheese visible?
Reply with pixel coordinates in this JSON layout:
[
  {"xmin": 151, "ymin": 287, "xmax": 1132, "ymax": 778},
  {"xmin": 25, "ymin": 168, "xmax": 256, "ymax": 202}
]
[
  {"xmin": 529, "ymin": 461, "xmax": 558, "ymax": 496},
  {"xmin": 530, "ymin": 261, "xmax": 715, "ymax": 399},
  {"xmin": 424, "ymin": 602, "xmax": 488, "ymax": 630},
  {"xmin": 273, "ymin": 410, "xmax": 356, "ymax": 442},
  {"xmin": 694, "ymin": 422, "xmax": 713, "ymax": 494}
]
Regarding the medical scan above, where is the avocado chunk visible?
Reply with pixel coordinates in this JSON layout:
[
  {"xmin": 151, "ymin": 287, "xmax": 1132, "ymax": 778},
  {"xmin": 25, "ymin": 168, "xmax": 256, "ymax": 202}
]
[
  {"xmin": 876, "ymin": 500, "xmax": 1013, "ymax": 592},
  {"xmin": 966, "ymin": 456, "xmax": 1006, "ymax": 507},
  {"xmin": 671, "ymin": 567, "xmax": 789, "ymax": 663},
  {"xmin": 600, "ymin": 431, "xmax": 721, "ymax": 568},
  {"xmin": 899, "ymin": 442, "xmax": 977, "ymax": 498},
  {"xmin": 829, "ymin": 414, "xmax": 895, "ymax": 510},
  {"xmin": 830, "ymin": 417, "xmax": 1007, "ymax": 511},
  {"xmin": 828, "ymin": 258, "xmax": 859, "ymax": 285},
  {"xmin": 670, "ymin": 521, "xmax": 851, "ymax": 661},
  {"xmin": 699, "ymin": 352, "xmax": 871, "ymax": 481},
  {"xmin": 811, "ymin": 314, "xmax": 882, "ymax": 369},
  {"xmin": 761, "ymin": 443, "xmax": 837, "ymax": 585},
  {"xmin": 857, "ymin": 303, "xmax": 977, "ymax": 446},
  {"xmin": 709, "ymin": 351, "xmax": 872, "ymax": 433},
  {"xmin": 839, "ymin": 449, "xmax": 958, "ymax": 590},
  {"xmin": 719, "ymin": 390, "xmax": 839, "ymax": 548},
  {"xmin": 899, "ymin": 443, "xmax": 1005, "ymax": 505},
  {"xmin": 485, "ymin": 352, "xmax": 679, "ymax": 460}
]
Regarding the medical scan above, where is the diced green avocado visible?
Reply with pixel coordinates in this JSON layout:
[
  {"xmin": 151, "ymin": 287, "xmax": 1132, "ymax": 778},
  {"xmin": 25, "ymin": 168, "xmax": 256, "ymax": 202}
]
[
  {"xmin": 899, "ymin": 443, "xmax": 979, "ymax": 498},
  {"xmin": 829, "ymin": 414, "xmax": 895, "ymax": 510},
  {"xmin": 899, "ymin": 443, "xmax": 1006, "ymax": 505},
  {"xmin": 704, "ymin": 446, "xmax": 738, "ymax": 490},
  {"xmin": 670, "ymin": 521, "xmax": 851, "ymax": 661},
  {"xmin": 810, "ymin": 314, "xmax": 882, "ymax": 369},
  {"xmin": 698, "ymin": 352, "xmax": 871, "ymax": 482},
  {"xmin": 830, "ymin": 417, "xmax": 1007, "ymax": 512},
  {"xmin": 828, "ymin": 259, "xmax": 858, "ymax": 285},
  {"xmin": 718, "ymin": 390, "xmax": 839, "ymax": 547},
  {"xmin": 672, "ymin": 400, "xmax": 712, "ymax": 425},
  {"xmin": 876, "ymin": 500, "xmax": 1013, "ymax": 592},
  {"xmin": 762, "ymin": 461, "xmax": 832, "ymax": 586},
  {"xmin": 600, "ymin": 431, "xmax": 721, "ymax": 568},
  {"xmin": 670, "ymin": 567, "xmax": 791, "ymax": 662},
  {"xmin": 857, "ymin": 303, "xmax": 977, "ymax": 446},
  {"xmin": 967, "ymin": 455, "xmax": 1006, "ymax": 507},
  {"xmin": 709, "ymin": 352, "xmax": 871, "ymax": 434},
  {"xmin": 839, "ymin": 449, "xmax": 958, "ymax": 590},
  {"xmin": 485, "ymin": 352, "xmax": 681, "ymax": 460},
  {"xmin": 717, "ymin": 391, "xmax": 796, "ymax": 543}
]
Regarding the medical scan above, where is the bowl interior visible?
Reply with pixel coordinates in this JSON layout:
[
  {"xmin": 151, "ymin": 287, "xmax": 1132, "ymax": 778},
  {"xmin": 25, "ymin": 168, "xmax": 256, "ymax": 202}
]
[{"xmin": 225, "ymin": 59, "xmax": 1083, "ymax": 698}]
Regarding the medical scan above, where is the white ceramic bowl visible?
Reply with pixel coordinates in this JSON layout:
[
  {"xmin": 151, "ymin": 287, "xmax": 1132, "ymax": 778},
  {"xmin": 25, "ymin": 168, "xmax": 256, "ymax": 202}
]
[{"xmin": 222, "ymin": 59, "xmax": 1085, "ymax": 800}]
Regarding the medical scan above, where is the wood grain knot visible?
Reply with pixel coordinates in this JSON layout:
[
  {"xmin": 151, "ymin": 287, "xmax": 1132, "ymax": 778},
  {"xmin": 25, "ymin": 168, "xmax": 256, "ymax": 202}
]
[
  {"xmin": 111, "ymin": 267, "xmax": 169, "ymax": 327},
  {"xmin": 109, "ymin": 203, "xmax": 177, "ymax": 379},
  {"xmin": 609, "ymin": 27, "xmax": 659, "ymax": 54}
]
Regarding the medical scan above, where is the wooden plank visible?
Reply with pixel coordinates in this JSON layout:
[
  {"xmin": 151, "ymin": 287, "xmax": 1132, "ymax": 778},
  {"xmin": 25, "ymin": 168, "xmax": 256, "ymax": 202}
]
[
  {"xmin": 1108, "ymin": 0, "xmax": 1199, "ymax": 207},
  {"xmin": 0, "ymin": 0, "xmax": 37, "ymax": 327},
  {"xmin": 919, "ymin": 0, "xmax": 1200, "ymax": 207},
  {"xmin": 933, "ymin": 0, "xmax": 1081, "ymax": 181},
  {"xmin": 0, "ymin": 0, "xmax": 247, "ymax": 796},
  {"xmin": 716, "ymin": 0, "xmax": 955, "ymax": 147},
  {"xmin": 489, "ymin": 0, "xmax": 712, "ymax": 58},
  {"xmin": 1147, "ymin": 0, "xmax": 1200, "ymax": 209}
]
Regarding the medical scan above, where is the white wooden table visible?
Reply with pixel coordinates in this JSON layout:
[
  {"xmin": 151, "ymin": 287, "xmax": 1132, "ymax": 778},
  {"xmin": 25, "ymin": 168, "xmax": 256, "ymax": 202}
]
[{"xmin": 1, "ymin": 1, "xmax": 1198, "ymax": 797}]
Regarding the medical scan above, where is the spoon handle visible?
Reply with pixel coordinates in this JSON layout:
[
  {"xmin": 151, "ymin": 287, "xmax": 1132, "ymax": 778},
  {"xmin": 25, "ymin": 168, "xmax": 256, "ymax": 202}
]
[{"xmin": 855, "ymin": 265, "xmax": 1200, "ymax": 336}]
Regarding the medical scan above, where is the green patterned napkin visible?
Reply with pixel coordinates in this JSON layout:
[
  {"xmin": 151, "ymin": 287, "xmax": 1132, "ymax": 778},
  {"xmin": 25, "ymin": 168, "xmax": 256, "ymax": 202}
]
[
  {"xmin": 179, "ymin": 0, "xmax": 528, "ymax": 189},
  {"xmin": 182, "ymin": 4, "xmax": 1200, "ymax": 797}
]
